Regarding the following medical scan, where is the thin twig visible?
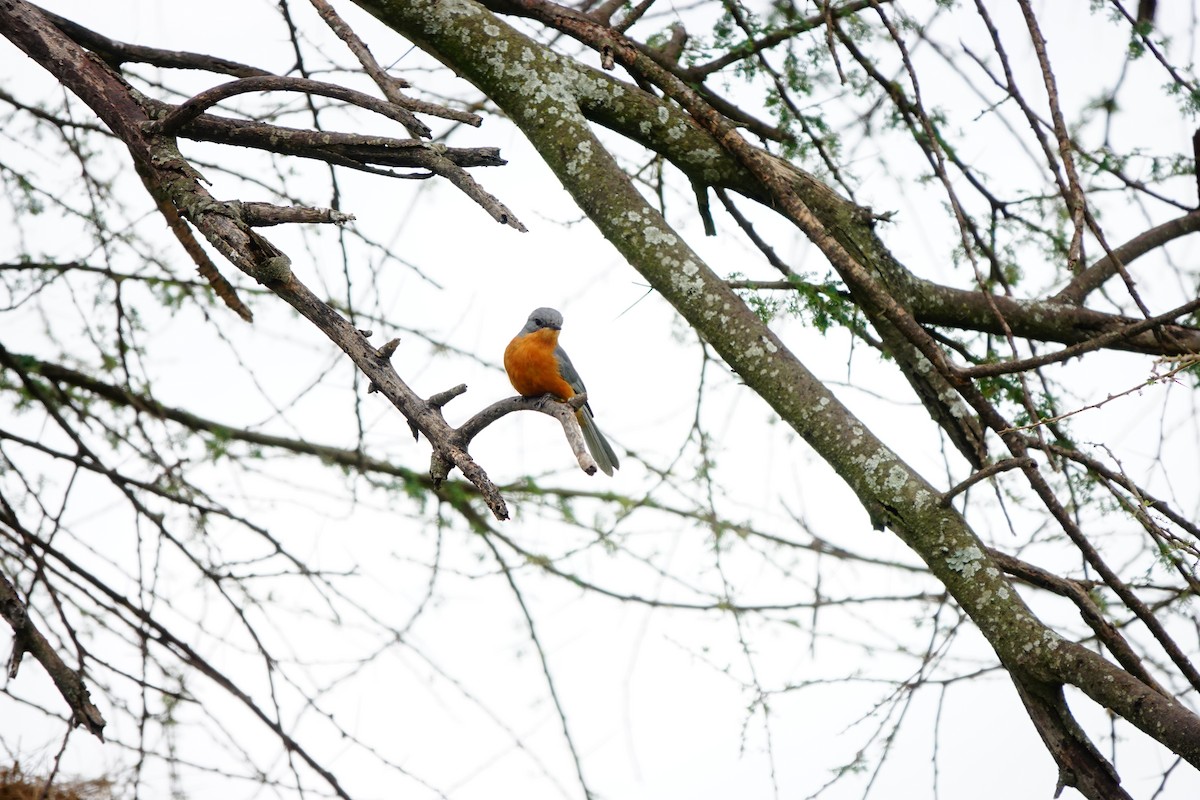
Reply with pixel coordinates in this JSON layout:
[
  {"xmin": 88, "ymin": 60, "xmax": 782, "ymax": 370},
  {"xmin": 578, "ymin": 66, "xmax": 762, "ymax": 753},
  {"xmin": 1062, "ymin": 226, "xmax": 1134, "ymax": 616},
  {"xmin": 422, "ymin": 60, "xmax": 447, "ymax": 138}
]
[{"xmin": 940, "ymin": 458, "xmax": 1034, "ymax": 505}]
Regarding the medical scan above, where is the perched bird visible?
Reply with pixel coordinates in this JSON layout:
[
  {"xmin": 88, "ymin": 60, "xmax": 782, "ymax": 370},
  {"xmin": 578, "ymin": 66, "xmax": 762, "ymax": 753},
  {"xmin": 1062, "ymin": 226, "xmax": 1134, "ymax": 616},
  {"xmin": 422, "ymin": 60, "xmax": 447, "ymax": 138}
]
[{"xmin": 504, "ymin": 307, "xmax": 620, "ymax": 476}]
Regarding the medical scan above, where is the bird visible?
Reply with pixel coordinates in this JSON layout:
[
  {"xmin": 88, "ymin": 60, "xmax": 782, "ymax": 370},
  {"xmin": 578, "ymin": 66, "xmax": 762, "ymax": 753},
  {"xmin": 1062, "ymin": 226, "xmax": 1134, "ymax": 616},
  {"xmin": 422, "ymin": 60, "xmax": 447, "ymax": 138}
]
[{"xmin": 504, "ymin": 307, "xmax": 620, "ymax": 476}]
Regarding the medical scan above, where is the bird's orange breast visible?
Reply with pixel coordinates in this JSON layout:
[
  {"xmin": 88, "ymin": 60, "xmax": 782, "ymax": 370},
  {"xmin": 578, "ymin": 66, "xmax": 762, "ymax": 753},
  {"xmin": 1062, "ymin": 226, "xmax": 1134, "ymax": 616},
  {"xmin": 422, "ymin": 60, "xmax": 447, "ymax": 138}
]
[{"xmin": 504, "ymin": 328, "xmax": 575, "ymax": 401}]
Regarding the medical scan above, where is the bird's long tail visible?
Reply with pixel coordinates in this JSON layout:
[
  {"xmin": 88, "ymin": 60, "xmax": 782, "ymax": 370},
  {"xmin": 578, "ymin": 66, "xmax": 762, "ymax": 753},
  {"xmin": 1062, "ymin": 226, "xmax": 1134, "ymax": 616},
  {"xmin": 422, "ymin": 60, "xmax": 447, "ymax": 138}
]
[{"xmin": 578, "ymin": 408, "xmax": 619, "ymax": 476}]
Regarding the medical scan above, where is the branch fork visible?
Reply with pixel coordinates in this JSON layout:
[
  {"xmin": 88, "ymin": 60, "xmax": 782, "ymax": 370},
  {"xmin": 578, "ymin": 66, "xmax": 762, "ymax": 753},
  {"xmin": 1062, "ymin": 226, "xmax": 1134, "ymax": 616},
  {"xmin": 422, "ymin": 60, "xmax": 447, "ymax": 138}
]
[{"xmin": 424, "ymin": 389, "xmax": 600, "ymax": 484}]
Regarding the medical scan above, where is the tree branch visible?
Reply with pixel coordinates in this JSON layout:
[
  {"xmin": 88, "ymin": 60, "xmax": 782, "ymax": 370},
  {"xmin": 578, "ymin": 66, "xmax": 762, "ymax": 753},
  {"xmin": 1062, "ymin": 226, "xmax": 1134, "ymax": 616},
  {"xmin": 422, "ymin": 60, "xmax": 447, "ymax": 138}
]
[
  {"xmin": 146, "ymin": 75, "xmax": 432, "ymax": 139},
  {"xmin": 1054, "ymin": 209, "xmax": 1200, "ymax": 304},
  {"xmin": 43, "ymin": 6, "xmax": 273, "ymax": 77},
  {"xmin": 0, "ymin": 562, "xmax": 106, "ymax": 739},
  {"xmin": 457, "ymin": 392, "xmax": 598, "ymax": 475}
]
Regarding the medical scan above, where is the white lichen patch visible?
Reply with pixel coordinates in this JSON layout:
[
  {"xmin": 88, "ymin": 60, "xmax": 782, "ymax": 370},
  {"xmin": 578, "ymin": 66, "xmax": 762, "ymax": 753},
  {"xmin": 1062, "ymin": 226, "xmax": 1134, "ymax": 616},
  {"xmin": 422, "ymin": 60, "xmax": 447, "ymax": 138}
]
[
  {"xmin": 570, "ymin": 68, "xmax": 625, "ymax": 108},
  {"xmin": 475, "ymin": 36, "xmax": 586, "ymax": 129},
  {"xmin": 412, "ymin": 0, "xmax": 477, "ymax": 37},
  {"xmin": 939, "ymin": 389, "xmax": 967, "ymax": 417},
  {"xmin": 566, "ymin": 140, "xmax": 593, "ymax": 175},
  {"xmin": 761, "ymin": 336, "xmax": 778, "ymax": 354},
  {"xmin": 911, "ymin": 488, "xmax": 933, "ymax": 511},
  {"xmin": 668, "ymin": 259, "xmax": 704, "ymax": 296},
  {"xmin": 885, "ymin": 464, "xmax": 909, "ymax": 493},
  {"xmin": 644, "ymin": 226, "xmax": 678, "ymax": 247},
  {"xmin": 946, "ymin": 545, "xmax": 984, "ymax": 578},
  {"xmin": 682, "ymin": 146, "xmax": 722, "ymax": 166},
  {"xmin": 855, "ymin": 449, "xmax": 889, "ymax": 478}
]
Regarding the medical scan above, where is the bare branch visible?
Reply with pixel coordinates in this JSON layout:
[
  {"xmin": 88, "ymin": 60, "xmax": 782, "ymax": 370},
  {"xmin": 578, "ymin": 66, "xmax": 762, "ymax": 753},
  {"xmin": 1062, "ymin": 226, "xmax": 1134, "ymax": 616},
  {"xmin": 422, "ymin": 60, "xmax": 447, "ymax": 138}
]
[
  {"xmin": 43, "ymin": 7, "xmax": 273, "ymax": 77},
  {"xmin": 458, "ymin": 393, "xmax": 598, "ymax": 475},
  {"xmin": 237, "ymin": 201, "xmax": 355, "ymax": 227},
  {"xmin": 0, "ymin": 564, "xmax": 105, "ymax": 739},
  {"xmin": 146, "ymin": 75, "xmax": 432, "ymax": 139},
  {"xmin": 940, "ymin": 457, "xmax": 1034, "ymax": 505},
  {"xmin": 1055, "ymin": 209, "xmax": 1200, "ymax": 304}
]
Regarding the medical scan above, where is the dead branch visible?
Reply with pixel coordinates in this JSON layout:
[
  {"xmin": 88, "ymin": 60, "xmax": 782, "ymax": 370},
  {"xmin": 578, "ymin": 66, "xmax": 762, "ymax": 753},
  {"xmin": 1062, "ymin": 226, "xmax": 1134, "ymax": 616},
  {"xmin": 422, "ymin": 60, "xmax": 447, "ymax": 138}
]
[
  {"xmin": 0, "ymin": 526, "xmax": 105, "ymax": 739},
  {"xmin": 146, "ymin": 75, "xmax": 431, "ymax": 139}
]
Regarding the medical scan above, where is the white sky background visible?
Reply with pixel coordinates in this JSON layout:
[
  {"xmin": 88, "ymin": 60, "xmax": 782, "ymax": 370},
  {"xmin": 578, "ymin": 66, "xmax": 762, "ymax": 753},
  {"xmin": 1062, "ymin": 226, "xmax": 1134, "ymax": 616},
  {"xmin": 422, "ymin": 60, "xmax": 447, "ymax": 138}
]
[{"xmin": 1, "ymin": 1, "xmax": 1199, "ymax": 799}]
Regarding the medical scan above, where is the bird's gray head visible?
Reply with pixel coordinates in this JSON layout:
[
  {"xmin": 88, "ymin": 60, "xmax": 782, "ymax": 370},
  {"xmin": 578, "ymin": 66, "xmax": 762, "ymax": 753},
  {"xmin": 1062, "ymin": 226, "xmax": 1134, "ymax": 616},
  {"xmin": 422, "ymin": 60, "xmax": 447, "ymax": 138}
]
[{"xmin": 521, "ymin": 307, "xmax": 563, "ymax": 334}]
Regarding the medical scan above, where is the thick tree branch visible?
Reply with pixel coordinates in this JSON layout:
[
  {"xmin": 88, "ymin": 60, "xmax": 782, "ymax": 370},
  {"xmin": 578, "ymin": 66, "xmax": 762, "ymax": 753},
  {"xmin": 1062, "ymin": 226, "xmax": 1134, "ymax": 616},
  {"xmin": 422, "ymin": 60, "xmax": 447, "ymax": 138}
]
[
  {"xmin": 1054, "ymin": 209, "xmax": 1200, "ymax": 304},
  {"xmin": 355, "ymin": 1, "xmax": 1200, "ymax": 783},
  {"xmin": 916, "ymin": 282, "xmax": 1200, "ymax": 360},
  {"xmin": 132, "ymin": 159, "xmax": 255, "ymax": 322},
  {"xmin": 1012, "ymin": 679, "xmax": 1130, "ymax": 800}
]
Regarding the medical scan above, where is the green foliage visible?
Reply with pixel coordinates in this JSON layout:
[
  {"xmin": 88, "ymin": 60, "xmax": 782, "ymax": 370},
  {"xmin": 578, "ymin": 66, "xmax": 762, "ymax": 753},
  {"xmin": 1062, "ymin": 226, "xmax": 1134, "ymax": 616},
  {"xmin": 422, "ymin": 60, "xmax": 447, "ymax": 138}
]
[
  {"xmin": 975, "ymin": 372, "xmax": 1026, "ymax": 415},
  {"xmin": 1164, "ymin": 80, "xmax": 1200, "ymax": 117},
  {"xmin": 729, "ymin": 271, "xmax": 864, "ymax": 339},
  {"xmin": 711, "ymin": 8, "xmax": 735, "ymax": 54},
  {"xmin": 1126, "ymin": 33, "xmax": 1147, "ymax": 59},
  {"xmin": 555, "ymin": 494, "xmax": 579, "ymax": 526},
  {"xmin": 644, "ymin": 27, "xmax": 673, "ymax": 51},
  {"xmin": 789, "ymin": 275, "xmax": 860, "ymax": 335},
  {"xmin": 3, "ymin": 170, "xmax": 44, "ymax": 215},
  {"xmin": 738, "ymin": 280, "xmax": 783, "ymax": 325},
  {"xmin": 147, "ymin": 277, "xmax": 204, "ymax": 314},
  {"xmin": 202, "ymin": 426, "xmax": 234, "ymax": 462}
]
